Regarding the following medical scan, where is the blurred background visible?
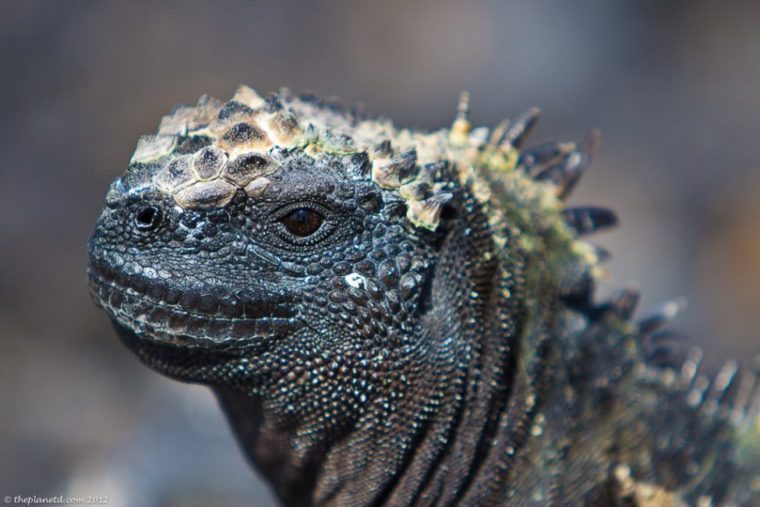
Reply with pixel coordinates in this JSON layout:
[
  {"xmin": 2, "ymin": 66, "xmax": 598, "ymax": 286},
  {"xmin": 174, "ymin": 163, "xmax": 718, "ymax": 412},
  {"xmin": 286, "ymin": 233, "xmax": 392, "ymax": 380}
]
[{"xmin": 1, "ymin": 1, "xmax": 759, "ymax": 505}]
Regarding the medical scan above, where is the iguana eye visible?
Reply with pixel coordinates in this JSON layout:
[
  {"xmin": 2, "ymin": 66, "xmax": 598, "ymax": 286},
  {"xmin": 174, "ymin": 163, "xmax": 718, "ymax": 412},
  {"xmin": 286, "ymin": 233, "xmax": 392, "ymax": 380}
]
[{"xmin": 280, "ymin": 208, "xmax": 324, "ymax": 237}]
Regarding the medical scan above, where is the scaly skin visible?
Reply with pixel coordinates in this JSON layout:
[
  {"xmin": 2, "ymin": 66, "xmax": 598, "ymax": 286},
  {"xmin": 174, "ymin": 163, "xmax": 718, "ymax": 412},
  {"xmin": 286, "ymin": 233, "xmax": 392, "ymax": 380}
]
[{"xmin": 88, "ymin": 86, "xmax": 760, "ymax": 506}]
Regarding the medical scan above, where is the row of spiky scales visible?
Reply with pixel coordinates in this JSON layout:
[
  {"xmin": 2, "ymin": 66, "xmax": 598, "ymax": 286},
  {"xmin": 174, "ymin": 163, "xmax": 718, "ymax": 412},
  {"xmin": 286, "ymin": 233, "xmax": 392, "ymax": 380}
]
[
  {"xmin": 127, "ymin": 86, "xmax": 760, "ymax": 504},
  {"xmin": 445, "ymin": 93, "xmax": 760, "ymax": 505},
  {"xmin": 467, "ymin": 97, "xmax": 760, "ymax": 505}
]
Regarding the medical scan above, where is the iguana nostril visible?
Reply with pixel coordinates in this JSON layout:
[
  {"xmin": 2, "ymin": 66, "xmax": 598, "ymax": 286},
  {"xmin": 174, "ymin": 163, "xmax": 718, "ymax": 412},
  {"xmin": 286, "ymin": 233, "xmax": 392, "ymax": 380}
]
[{"xmin": 135, "ymin": 205, "xmax": 162, "ymax": 231}]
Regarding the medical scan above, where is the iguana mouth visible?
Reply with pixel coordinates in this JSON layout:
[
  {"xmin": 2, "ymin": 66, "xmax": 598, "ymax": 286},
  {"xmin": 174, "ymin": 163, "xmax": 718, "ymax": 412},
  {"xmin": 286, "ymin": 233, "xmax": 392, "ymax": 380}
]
[{"xmin": 87, "ymin": 260, "xmax": 298, "ymax": 346}]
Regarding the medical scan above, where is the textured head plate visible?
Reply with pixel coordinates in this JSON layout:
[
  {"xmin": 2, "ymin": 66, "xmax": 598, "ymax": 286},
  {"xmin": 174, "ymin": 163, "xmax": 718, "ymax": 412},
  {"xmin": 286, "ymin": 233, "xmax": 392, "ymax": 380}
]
[{"xmin": 128, "ymin": 86, "xmax": 479, "ymax": 230}]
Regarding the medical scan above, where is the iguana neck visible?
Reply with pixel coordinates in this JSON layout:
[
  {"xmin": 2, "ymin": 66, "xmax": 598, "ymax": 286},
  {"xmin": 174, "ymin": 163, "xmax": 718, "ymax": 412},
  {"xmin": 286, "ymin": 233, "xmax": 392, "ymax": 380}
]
[{"xmin": 216, "ymin": 213, "xmax": 527, "ymax": 506}]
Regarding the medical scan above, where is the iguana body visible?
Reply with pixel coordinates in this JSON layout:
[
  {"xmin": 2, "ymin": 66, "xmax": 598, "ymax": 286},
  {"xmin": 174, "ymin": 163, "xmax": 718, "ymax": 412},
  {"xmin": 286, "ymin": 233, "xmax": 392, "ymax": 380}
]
[{"xmin": 88, "ymin": 86, "xmax": 760, "ymax": 506}]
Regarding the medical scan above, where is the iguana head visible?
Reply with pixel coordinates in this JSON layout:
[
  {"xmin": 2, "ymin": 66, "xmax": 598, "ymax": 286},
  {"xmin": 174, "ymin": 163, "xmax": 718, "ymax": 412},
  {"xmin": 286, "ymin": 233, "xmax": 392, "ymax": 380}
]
[
  {"xmin": 89, "ymin": 87, "xmax": 481, "ymax": 432},
  {"xmin": 88, "ymin": 86, "xmax": 608, "ymax": 503}
]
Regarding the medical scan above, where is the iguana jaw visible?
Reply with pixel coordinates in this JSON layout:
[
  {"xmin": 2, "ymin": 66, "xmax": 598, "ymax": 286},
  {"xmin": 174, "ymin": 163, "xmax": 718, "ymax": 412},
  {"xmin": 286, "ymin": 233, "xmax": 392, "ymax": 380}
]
[{"xmin": 88, "ymin": 267, "xmax": 298, "ymax": 347}]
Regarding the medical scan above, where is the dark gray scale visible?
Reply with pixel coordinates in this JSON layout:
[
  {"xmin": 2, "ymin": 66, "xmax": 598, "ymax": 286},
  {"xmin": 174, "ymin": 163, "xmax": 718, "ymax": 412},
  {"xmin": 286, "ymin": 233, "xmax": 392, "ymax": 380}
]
[
  {"xmin": 561, "ymin": 206, "xmax": 618, "ymax": 236},
  {"xmin": 499, "ymin": 107, "xmax": 541, "ymax": 149},
  {"xmin": 218, "ymin": 100, "xmax": 255, "ymax": 120},
  {"xmin": 532, "ymin": 130, "xmax": 601, "ymax": 200}
]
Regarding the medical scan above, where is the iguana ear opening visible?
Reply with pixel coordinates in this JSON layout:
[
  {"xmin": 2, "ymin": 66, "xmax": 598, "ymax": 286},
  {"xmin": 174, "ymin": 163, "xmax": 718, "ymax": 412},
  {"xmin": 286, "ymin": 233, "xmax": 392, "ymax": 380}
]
[
  {"xmin": 432, "ymin": 190, "xmax": 463, "ymax": 236},
  {"xmin": 422, "ymin": 190, "xmax": 465, "ymax": 253},
  {"xmin": 440, "ymin": 192, "xmax": 462, "ymax": 223}
]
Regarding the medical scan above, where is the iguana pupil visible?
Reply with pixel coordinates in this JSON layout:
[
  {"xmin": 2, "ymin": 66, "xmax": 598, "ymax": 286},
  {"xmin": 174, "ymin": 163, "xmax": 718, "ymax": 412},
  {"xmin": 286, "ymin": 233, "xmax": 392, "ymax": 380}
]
[
  {"xmin": 87, "ymin": 86, "xmax": 760, "ymax": 507},
  {"xmin": 281, "ymin": 207, "xmax": 323, "ymax": 237}
]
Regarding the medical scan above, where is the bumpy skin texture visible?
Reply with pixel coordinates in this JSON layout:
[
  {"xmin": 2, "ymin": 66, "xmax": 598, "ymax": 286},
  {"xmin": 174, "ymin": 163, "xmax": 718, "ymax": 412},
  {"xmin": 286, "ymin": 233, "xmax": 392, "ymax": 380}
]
[{"xmin": 88, "ymin": 86, "xmax": 760, "ymax": 506}]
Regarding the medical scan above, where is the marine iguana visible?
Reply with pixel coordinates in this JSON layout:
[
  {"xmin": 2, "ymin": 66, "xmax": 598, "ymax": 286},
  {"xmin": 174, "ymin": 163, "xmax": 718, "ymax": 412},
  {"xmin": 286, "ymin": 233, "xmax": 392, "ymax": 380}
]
[{"xmin": 88, "ymin": 86, "xmax": 760, "ymax": 506}]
